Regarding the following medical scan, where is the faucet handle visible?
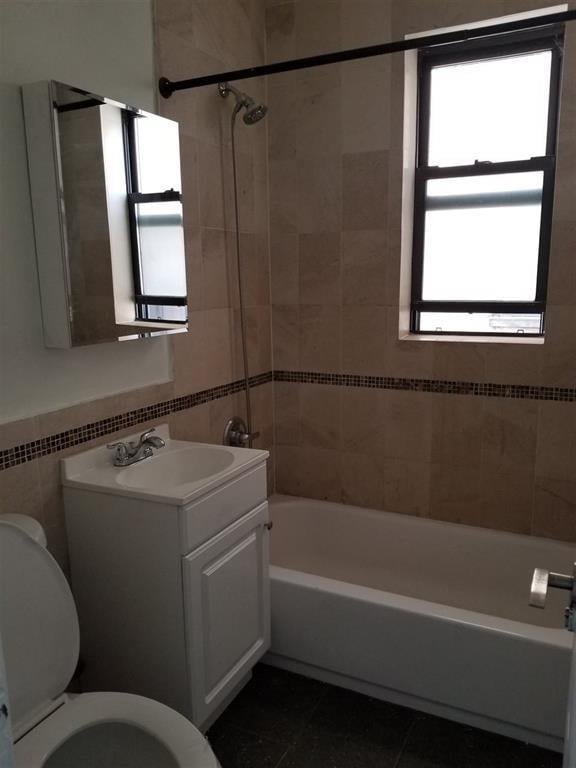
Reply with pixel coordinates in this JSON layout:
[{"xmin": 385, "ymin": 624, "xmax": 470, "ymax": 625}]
[
  {"xmin": 106, "ymin": 441, "xmax": 129, "ymax": 460},
  {"xmin": 138, "ymin": 428, "xmax": 156, "ymax": 443}
]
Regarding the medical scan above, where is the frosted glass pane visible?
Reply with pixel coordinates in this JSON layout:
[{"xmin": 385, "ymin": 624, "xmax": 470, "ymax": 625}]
[
  {"xmin": 428, "ymin": 50, "xmax": 552, "ymax": 166},
  {"xmin": 133, "ymin": 115, "xmax": 182, "ymax": 193},
  {"xmin": 427, "ymin": 171, "xmax": 543, "ymax": 198},
  {"xmin": 419, "ymin": 312, "xmax": 542, "ymax": 334},
  {"xmin": 136, "ymin": 202, "xmax": 187, "ymax": 297},
  {"xmin": 422, "ymin": 173, "xmax": 543, "ymax": 302}
]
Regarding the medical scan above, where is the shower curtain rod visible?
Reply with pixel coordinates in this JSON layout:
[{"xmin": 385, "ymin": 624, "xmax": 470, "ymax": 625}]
[{"xmin": 159, "ymin": 8, "xmax": 576, "ymax": 98}]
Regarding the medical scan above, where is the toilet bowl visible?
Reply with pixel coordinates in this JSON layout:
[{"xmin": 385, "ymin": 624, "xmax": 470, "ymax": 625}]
[{"xmin": 0, "ymin": 522, "xmax": 220, "ymax": 768}]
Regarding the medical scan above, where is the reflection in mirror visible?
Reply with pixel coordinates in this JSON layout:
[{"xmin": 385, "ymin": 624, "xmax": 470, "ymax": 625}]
[{"xmin": 22, "ymin": 81, "xmax": 188, "ymax": 348}]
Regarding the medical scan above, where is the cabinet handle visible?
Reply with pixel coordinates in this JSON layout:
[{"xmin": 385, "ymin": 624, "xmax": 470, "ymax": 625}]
[{"xmin": 263, "ymin": 521, "xmax": 273, "ymax": 532}]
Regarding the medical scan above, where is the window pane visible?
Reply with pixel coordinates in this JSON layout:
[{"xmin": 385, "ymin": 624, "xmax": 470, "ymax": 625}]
[
  {"xmin": 135, "ymin": 201, "xmax": 187, "ymax": 297},
  {"xmin": 419, "ymin": 312, "xmax": 542, "ymax": 334},
  {"xmin": 133, "ymin": 115, "xmax": 182, "ymax": 193},
  {"xmin": 141, "ymin": 304, "xmax": 187, "ymax": 323},
  {"xmin": 428, "ymin": 50, "xmax": 552, "ymax": 166},
  {"xmin": 421, "ymin": 173, "xmax": 543, "ymax": 302}
]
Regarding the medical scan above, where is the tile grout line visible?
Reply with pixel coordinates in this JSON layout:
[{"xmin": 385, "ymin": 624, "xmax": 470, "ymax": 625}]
[
  {"xmin": 391, "ymin": 713, "xmax": 421, "ymax": 768},
  {"xmin": 273, "ymin": 683, "xmax": 331, "ymax": 768}
]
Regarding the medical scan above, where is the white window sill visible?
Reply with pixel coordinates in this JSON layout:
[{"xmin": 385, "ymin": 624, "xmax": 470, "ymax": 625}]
[{"xmin": 400, "ymin": 333, "xmax": 545, "ymax": 345}]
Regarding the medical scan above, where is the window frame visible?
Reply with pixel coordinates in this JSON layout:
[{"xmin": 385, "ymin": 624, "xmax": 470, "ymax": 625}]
[
  {"xmin": 123, "ymin": 112, "xmax": 187, "ymax": 324},
  {"xmin": 410, "ymin": 27, "xmax": 564, "ymax": 337}
]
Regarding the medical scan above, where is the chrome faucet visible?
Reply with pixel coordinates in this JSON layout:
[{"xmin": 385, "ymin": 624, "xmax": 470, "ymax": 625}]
[{"xmin": 107, "ymin": 428, "xmax": 166, "ymax": 467}]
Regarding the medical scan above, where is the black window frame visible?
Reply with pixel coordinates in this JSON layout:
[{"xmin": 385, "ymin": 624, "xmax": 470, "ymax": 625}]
[
  {"xmin": 123, "ymin": 112, "xmax": 187, "ymax": 324},
  {"xmin": 410, "ymin": 26, "xmax": 564, "ymax": 337}
]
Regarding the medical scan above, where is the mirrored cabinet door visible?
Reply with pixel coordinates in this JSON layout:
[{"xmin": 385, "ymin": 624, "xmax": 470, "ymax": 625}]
[{"xmin": 22, "ymin": 80, "xmax": 188, "ymax": 348}]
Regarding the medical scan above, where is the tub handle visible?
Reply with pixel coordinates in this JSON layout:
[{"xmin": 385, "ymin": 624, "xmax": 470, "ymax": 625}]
[{"xmin": 530, "ymin": 564, "xmax": 576, "ymax": 629}]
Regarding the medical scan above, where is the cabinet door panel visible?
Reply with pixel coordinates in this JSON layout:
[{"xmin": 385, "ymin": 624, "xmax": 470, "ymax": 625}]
[{"xmin": 183, "ymin": 502, "xmax": 270, "ymax": 727}]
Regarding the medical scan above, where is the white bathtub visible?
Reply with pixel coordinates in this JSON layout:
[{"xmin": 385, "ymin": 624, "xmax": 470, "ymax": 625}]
[{"xmin": 266, "ymin": 494, "xmax": 574, "ymax": 752}]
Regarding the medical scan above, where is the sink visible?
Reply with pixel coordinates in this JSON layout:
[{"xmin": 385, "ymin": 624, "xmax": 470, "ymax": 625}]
[
  {"xmin": 117, "ymin": 445, "xmax": 235, "ymax": 492},
  {"xmin": 61, "ymin": 424, "xmax": 269, "ymax": 506}
]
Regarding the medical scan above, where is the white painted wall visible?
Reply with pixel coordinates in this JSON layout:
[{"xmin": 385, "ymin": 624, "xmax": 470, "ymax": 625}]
[{"xmin": 0, "ymin": 0, "xmax": 173, "ymax": 424}]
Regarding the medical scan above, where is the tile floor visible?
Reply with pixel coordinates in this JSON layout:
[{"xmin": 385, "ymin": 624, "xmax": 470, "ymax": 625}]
[{"xmin": 207, "ymin": 664, "xmax": 562, "ymax": 768}]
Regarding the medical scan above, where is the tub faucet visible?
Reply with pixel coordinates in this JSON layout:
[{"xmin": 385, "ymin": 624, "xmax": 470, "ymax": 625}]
[{"xmin": 107, "ymin": 428, "xmax": 166, "ymax": 467}]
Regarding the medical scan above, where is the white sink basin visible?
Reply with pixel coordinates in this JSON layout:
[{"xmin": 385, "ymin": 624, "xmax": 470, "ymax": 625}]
[
  {"xmin": 61, "ymin": 424, "xmax": 269, "ymax": 506},
  {"xmin": 117, "ymin": 445, "xmax": 235, "ymax": 492}
]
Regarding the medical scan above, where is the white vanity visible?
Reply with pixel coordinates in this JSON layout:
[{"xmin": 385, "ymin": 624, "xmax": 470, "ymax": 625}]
[{"xmin": 62, "ymin": 425, "xmax": 270, "ymax": 730}]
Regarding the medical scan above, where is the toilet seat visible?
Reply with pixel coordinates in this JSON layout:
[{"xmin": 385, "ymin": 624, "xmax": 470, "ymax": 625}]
[{"xmin": 14, "ymin": 691, "xmax": 219, "ymax": 768}]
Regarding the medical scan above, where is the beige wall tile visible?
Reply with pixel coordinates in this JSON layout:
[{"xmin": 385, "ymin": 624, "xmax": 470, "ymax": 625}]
[
  {"xmin": 542, "ymin": 305, "xmax": 576, "ymax": 386},
  {"xmin": 433, "ymin": 343, "xmax": 485, "ymax": 383},
  {"xmin": 342, "ymin": 230, "xmax": 395, "ymax": 307},
  {"xmin": 300, "ymin": 305, "xmax": 341, "ymax": 371},
  {"xmin": 342, "ymin": 305, "xmax": 387, "ymax": 374},
  {"xmin": 200, "ymin": 228, "xmax": 235, "ymax": 310},
  {"xmin": 431, "ymin": 394, "xmax": 482, "ymax": 467},
  {"xmin": 533, "ymin": 478, "xmax": 576, "ymax": 542},
  {"xmin": 480, "ymin": 469, "xmax": 534, "ymax": 535},
  {"xmin": 271, "ymin": 233, "xmax": 299, "ymax": 305},
  {"xmin": 0, "ymin": 416, "xmax": 39, "ymax": 451},
  {"xmin": 294, "ymin": 446, "xmax": 341, "ymax": 502},
  {"xmin": 547, "ymin": 221, "xmax": 576, "ymax": 306},
  {"xmin": 299, "ymin": 233, "xmax": 341, "ymax": 305},
  {"xmin": 429, "ymin": 463, "xmax": 483, "ymax": 527},
  {"xmin": 0, "ymin": 461, "xmax": 43, "ymax": 522},
  {"xmin": 272, "ymin": 305, "xmax": 300, "ymax": 369},
  {"xmin": 481, "ymin": 398, "xmax": 538, "ymax": 472},
  {"xmin": 298, "ymin": 153, "xmax": 342, "ymax": 233},
  {"xmin": 483, "ymin": 343, "xmax": 542, "ymax": 386},
  {"xmin": 265, "ymin": 3, "xmax": 296, "ymax": 63},
  {"xmin": 274, "ymin": 381, "xmax": 300, "ymax": 446},
  {"xmin": 293, "ymin": 0, "xmax": 341, "ymax": 58},
  {"xmin": 381, "ymin": 457, "xmax": 430, "ymax": 517},
  {"xmin": 341, "ymin": 387, "xmax": 386, "ymax": 455},
  {"xmin": 169, "ymin": 402, "xmax": 211, "ymax": 443},
  {"xmin": 171, "ymin": 311, "xmax": 210, "ymax": 395},
  {"xmin": 381, "ymin": 390, "xmax": 434, "ymax": 461},
  {"xmin": 276, "ymin": 444, "xmax": 341, "ymax": 501},
  {"xmin": 341, "ymin": 58, "xmax": 391, "ymax": 153},
  {"xmin": 343, "ymin": 151, "xmax": 389, "ymax": 231},
  {"xmin": 299, "ymin": 384, "xmax": 341, "ymax": 449},
  {"xmin": 342, "ymin": 453, "xmax": 430, "ymax": 517},
  {"xmin": 536, "ymin": 401, "xmax": 576, "ymax": 481},
  {"xmin": 341, "ymin": 452, "xmax": 386, "ymax": 509}
]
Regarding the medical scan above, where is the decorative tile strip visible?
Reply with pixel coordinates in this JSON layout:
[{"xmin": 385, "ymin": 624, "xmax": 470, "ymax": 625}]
[
  {"xmin": 273, "ymin": 370, "xmax": 576, "ymax": 402},
  {"xmin": 2, "ymin": 369, "xmax": 575, "ymax": 473},
  {"xmin": 0, "ymin": 371, "xmax": 273, "ymax": 472}
]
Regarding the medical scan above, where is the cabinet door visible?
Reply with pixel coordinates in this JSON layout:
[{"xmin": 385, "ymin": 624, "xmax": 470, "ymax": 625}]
[{"xmin": 183, "ymin": 502, "xmax": 270, "ymax": 727}]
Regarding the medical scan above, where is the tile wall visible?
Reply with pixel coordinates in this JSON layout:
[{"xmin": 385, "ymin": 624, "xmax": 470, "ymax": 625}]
[{"xmin": 267, "ymin": 0, "xmax": 576, "ymax": 540}]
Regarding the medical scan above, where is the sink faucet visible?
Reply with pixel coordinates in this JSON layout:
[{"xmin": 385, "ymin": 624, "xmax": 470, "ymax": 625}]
[{"xmin": 107, "ymin": 428, "xmax": 166, "ymax": 467}]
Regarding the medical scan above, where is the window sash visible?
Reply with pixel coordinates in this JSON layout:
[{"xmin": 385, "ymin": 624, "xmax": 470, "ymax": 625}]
[{"xmin": 410, "ymin": 30, "xmax": 562, "ymax": 336}]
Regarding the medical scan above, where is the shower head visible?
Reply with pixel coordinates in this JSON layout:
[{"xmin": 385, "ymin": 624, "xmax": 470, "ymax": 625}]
[{"xmin": 218, "ymin": 82, "xmax": 267, "ymax": 125}]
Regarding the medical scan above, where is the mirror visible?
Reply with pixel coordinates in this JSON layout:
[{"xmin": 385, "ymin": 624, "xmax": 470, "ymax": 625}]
[{"xmin": 22, "ymin": 81, "xmax": 188, "ymax": 348}]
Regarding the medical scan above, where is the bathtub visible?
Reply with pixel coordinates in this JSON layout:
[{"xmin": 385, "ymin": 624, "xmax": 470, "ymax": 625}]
[{"xmin": 265, "ymin": 494, "xmax": 574, "ymax": 752}]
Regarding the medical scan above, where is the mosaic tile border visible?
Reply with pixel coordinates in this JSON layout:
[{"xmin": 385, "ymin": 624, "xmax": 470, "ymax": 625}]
[
  {"xmin": 274, "ymin": 370, "xmax": 576, "ymax": 401},
  {"xmin": 0, "ymin": 371, "xmax": 272, "ymax": 472},
  {"xmin": 2, "ymin": 368, "xmax": 575, "ymax": 472}
]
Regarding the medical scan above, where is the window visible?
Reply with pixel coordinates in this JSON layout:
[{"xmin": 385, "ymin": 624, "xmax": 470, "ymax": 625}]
[
  {"xmin": 410, "ymin": 27, "xmax": 563, "ymax": 336},
  {"xmin": 124, "ymin": 113, "xmax": 187, "ymax": 324}
]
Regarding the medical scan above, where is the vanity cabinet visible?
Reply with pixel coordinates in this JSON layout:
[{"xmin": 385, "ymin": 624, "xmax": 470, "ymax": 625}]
[{"xmin": 63, "ymin": 439, "xmax": 270, "ymax": 730}]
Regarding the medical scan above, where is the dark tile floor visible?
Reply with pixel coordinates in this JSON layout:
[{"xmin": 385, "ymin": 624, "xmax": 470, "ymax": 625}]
[{"xmin": 207, "ymin": 664, "xmax": 562, "ymax": 768}]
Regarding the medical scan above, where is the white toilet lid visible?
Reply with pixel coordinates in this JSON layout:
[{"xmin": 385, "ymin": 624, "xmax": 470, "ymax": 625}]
[{"xmin": 0, "ymin": 523, "xmax": 79, "ymax": 731}]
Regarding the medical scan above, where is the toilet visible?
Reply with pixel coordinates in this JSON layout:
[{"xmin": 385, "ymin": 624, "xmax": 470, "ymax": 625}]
[{"xmin": 0, "ymin": 521, "xmax": 220, "ymax": 768}]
